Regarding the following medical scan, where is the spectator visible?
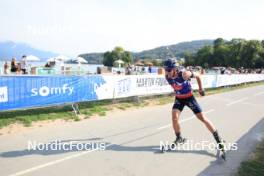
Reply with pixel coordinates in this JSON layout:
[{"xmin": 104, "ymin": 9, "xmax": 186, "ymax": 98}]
[
  {"xmin": 141, "ymin": 67, "xmax": 145, "ymax": 73},
  {"xmin": 20, "ymin": 55, "xmax": 27, "ymax": 74},
  {"xmin": 126, "ymin": 64, "xmax": 132, "ymax": 75},
  {"xmin": 45, "ymin": 62, "xmax": 51, "ymax": 68},
  {"xmin": 220, "ymin": 67, "xmax": 226, "ymax": 74},
  {"xmin": 60, "ymin": 61, "xmax": 65, "ymax": 74},
  {"xmin": 17, "ymin": 63, "xmax": 22, "ymax": 74},
  {"xmin": 4, "ymin": 61, "xmax": 9, "ymax": 74},
  {"xmin": 10, "ymin": 58, "xmax": 17, "ymax": 73},
  {"xmin": 148, "ymin": 65, "xmax": 152, "ymax": 73}
]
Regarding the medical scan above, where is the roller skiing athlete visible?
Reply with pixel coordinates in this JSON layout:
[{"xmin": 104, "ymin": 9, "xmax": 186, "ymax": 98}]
[{"xmin": 161, "ymin": 59, "xmax": 226, "ymax": 160}]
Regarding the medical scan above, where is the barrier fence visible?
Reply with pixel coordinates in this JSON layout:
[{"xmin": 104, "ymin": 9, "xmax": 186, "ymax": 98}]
[{"xmin": 1, "ymin": 74, "xmax": 264, "ymax": 111}]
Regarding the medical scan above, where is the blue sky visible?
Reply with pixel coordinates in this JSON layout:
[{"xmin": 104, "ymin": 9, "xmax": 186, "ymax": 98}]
[{"xmin": 0, "ymin": 0, "xmax": 263, "ymax": 56}]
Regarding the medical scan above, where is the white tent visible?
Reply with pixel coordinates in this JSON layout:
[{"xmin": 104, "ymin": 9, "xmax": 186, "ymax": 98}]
[
  {"xmin": 55, "ymin": 55, "xmax": 70, "ymax": 62},
  {"xmin": 47, "ymin": 55, "xmax": 70, "ymax": 62},
  {"xmin": 46, "ymin": 58, "xmax": 57, "ymax": 62},
  {"xmin": 114, "ymin": 59, "xmax": 124, "ymax": 68},
  {"xmin": 23, "ymin": 55, "xmax": 40, "ymax": 61},
  {"xmin": 72, "ymin": 57, "xmax": 88, "ymax": 64}
]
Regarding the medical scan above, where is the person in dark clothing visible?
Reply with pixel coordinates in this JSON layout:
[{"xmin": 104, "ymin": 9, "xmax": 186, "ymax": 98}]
[
  {"xmin": 163, "ymin": 59, "xmax": 225, "ymax": 157},
  {"xmin": 10, "ymin": 58, "xmax": 17, "ymax": 73}
]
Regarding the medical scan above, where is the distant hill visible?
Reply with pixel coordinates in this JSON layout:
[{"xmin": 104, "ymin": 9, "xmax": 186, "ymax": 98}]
[
  {"xmin": 133, "ymin": 40, "xmax": 214, "ymax": 59},
  {"xmin": 0, "ymin": 41, "xmax": 58, "ymax": 61},
  {"xmin": 79, "ymin": 53, "xmax": 104, "ymax": 64},
  {"xmin": 80, "ymin": 40, "xmax": 214, "ymax": 64},
  {"xmin": 0, "ymin": 40, "xmax": 214, "ymax": 63}
]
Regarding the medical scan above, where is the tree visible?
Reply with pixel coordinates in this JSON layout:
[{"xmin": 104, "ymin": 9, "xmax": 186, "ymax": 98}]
[
  {"xmin": 212, "ymin": 38, "xmax": 229, "ymax": 67},
  {"xmin": 195, "ymin": 45, "xmax": 213, "ymax": 67},
  {"xmin": 103, "ymin": 51, "xmax": 115, "ymax": 67},
  {"xmin": 183, "ymin": 51, "xmax": 195, "ymax": 66},
  {"xmin": 228, "ymin": 39, "xmax": 246, "ymax": 67},
  {"xmin": 261, "ymin": 40, "xmax": 264, "ymax": 48},
  {"xmin": 190, "ymin": 38, "xmax": 264, "ymax": 69},
  {"xmin": 241, "ymin": 40, "xmax": 262, "ymax": 68},
  {"xmin": 103, "ymin": 46, "xmax": 132, "ymax": 67},
  {"xmin": 213, "ymin": 38, "xmax": 225, "ymax": 49},
  {"xmin": 122, "ymin": 51, "xmax": 132, "ymax": 64}
]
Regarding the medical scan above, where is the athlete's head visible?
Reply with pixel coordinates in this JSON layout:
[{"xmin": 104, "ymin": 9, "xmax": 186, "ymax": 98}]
[{"xmin": 164, "ymin": 59, "xmax": 178, "ymax": 77}]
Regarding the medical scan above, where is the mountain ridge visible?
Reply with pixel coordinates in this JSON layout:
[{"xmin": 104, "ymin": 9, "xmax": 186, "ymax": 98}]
[
  {"xmin": 0, "ymin": 40, "xmax": 214, "ymax": 63},
  {"xmin": 0, "ymin": 41, "xmax": 58, "ymax": 61},
  {"xmin": 79, "ymin": 39, "xmax": 214, "ymax": 64}
]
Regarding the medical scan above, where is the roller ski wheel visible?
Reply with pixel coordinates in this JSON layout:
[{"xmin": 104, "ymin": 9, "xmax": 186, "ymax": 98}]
[
  {"xmin": 160, "ymin": 137, "xmax": 187, "ymax": 153},
  {"xmin": 216, "ymin": 140, "xmax": 226, "ymax": 161}
]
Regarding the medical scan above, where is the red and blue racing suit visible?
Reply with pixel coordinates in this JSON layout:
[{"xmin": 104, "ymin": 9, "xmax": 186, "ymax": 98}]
[{"xmin": 166, "ymin": 71, "xmax": 202, "ymax": 114}]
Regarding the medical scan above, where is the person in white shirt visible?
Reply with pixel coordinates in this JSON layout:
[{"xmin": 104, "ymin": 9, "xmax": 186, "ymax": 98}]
[{"xmin": 21, "ymin": 55, "xmax": 27, "ymax": 74}]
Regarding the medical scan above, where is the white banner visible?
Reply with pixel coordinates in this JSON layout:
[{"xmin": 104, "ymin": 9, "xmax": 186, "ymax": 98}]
[{"xmin": 95, "ymin": 74, "xmax": 264, "ymax": 100}]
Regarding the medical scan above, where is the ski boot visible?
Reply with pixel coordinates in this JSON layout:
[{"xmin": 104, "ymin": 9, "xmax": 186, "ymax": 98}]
[{"xmin": 216, "ymin": 140, "xmax": 226, "ymax": 161}]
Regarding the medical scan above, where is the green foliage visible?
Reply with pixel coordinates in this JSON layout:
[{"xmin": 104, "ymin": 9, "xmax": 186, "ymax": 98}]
[
  {"xmin": 184, "ymin": 38, "xmax": 264, "ymax": 68},
  {"xmin": 103, "ymin": 51, "xmax": 115, "ymax": 67},
  {"xmin": 103, "ymin": 46, "xmax": 132, "ymax": 67},
  {"xmin": 79, "ymin": 40, "xmax": 214, "ymax": 64}
]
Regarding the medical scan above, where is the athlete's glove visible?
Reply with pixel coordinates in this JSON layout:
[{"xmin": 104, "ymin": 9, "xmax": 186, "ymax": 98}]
[{"xmin": 199, "ymin": 89, "xmax": 205, "ymax": 96}]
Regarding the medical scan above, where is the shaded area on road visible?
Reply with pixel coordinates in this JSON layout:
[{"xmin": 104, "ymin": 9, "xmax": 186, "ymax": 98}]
[
  {"xmin": 1, "ymin": 124, "xmax": 216, "ymax": 159},
  {"xmin": 198, "ymin": 117, "xmax": 264, "ymax": 176}
]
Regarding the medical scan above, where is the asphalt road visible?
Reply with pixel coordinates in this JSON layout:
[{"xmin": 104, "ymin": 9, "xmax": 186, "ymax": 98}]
[{"xmin": 1, "ymin": 85, "xmax": 264, "ymax": 176}]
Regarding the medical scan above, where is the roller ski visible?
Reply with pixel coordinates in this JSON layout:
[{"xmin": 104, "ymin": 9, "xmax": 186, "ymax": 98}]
[
  {"xmin": 160, "ymin": 137, "xmax": 187, "ymax": 153},
  {"xmin": 216, "ymin": 140, "xmax": 226, "ymax": 161}
]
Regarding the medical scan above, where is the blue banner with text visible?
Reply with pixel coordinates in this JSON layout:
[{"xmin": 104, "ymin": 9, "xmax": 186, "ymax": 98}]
[{"xmin": 0, "ymin": 76, "xmax": 106, "ymax": 111}]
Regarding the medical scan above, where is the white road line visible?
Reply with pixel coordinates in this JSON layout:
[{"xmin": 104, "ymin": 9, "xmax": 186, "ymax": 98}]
[
  {"xmin": 157, "ymin": 109, "xmax": 215, "ymax": 130},
  {"xmin": 210, "ymin": 97, "xmax": 233, "ymax": 102},
  {"xmin": 157, "ymin": 124, "xmax": 171, "ymax": 130},
  {"xmin": 8, "ymin": 143, "xmax": 114, "ymax": 176},
  {"xmin": 253, "ymin": 91, "xmax": 264, "ymax": 96},
  {"xmin": 226, "ymin": 97, "xmax": 248, "ymax": 106},
  {"xmin": 242, "ymin": 102, "xmax": 263, "ymax": 107}
]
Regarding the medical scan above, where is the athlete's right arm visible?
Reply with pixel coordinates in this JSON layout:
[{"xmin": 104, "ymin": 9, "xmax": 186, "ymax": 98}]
[{"xmin": 183, "ymin": 71, "xmax": 205, "ymax": 96}]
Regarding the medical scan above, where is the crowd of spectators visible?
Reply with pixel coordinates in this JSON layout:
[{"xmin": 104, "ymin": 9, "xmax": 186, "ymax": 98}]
[
  {"xmin": 3, "ymin": 55, "xmax": 28, "ymax": 75},
  {"xmin": 186, "ymin": 66, "xmax": 264, "ymax": 75},
  {"xmin": 2, "ymin": 58, "xmax": 264, "ymax": 75}
]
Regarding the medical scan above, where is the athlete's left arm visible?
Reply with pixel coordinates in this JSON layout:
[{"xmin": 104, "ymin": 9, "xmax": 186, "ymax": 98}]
[{"xmin": 182, "ymin": 71, "xmax": 204, "ymax": 96}]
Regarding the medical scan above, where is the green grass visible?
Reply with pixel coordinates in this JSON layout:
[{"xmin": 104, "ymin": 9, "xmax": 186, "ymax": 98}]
[
  {"xmin": 0, "ymin": 106, "xmax": 75, "ymax": 128},
  {"xmin": 237, "ymin": 140, "xmax": 264, "ymax": 176},
  {"xmin": 0, "ymin": 81, "xmax": 264, "ymax": 129},
  {"xmin": 157, "ymin": 96, "xmax": 174, "ymax": 105},
  {"xmin": 117, "ymin": 103, "xmax": 133, "ymax": 110}
]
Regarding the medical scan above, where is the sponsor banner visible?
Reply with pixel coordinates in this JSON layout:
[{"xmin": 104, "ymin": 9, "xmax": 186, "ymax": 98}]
[
  {"xmin": 216, "ymin": 74, "xmax": 264, "ymax": 87},
  {"xmin": 1, "ymin": 74, "xmax": 264, "ymax": 111},
  {"xmin": 132, "ymin": 75, "xmax": 172, "ymax": 96},
  {"xmin": 0, "ymin": 86, "xmax": 8, "ymax": 103},
  {"xmin": 102, "ymin": 75, "xmax": 172, "ymax": 99},
  {"xmin": 0, "ymin": 76, "xmax": 106, "ymax": 111},
  {"xmin": 190, "ymin": 75, "xmax": 218, "ymax": 90}
]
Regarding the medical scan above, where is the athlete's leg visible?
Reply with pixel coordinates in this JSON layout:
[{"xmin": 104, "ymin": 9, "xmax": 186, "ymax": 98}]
[
  {"xmin": 195, "ymin": 112, "xmax": 216, "ymax": 133},
  {"xmin": 186, "ymin": 96, "xmax": 223, "ymax": 146},
  {"xmin": 172, "ymin": 109, "xmax": 181, "ymax": 134},
  {"xmin": 172, "ymin": 99, "xmax": 185, "ymax": 142},
  {"xmin": 197, "ymin": 112, "xmax": 226, "ymax": 157}
]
